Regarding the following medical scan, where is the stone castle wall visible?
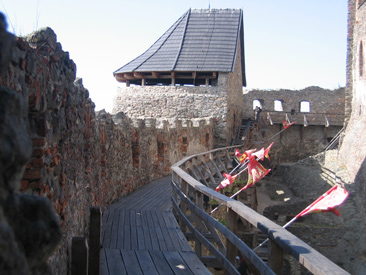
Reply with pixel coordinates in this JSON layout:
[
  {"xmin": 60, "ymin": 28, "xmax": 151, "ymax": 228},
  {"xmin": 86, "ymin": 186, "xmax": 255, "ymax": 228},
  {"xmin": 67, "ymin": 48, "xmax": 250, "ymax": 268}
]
[
  {"xmin": 113, "ymin": 85, "xmax": 227, "ymax": 120},
  {"xmin": 0, "ymin": 27, "xmax": 214, "ymax": 274},
  {"xmin": 113, "ymin": 85, "xmax": 226, "ymax": 146},
  {"xmin": 0, "ymin": 16, "xmax": 62, "ymax": 275},
  {"xmin": 113, "ymin": 45, "xmax": 245, "ymax": 148},
  {"xmin": 242, "ymin": 87, "xmax": 345, "ymax": 163},
  {"xmin": 226, "ymin": 39, "xmax": 245, "ymax": 147},
  {"xmin": 340, "ymin": 0, "xmax": 366, "ymax": 179},
  {"xmin": 242, "ymin": 86, "xmax": 345, "ymax": 124},
  {"xmin": 334, "ymin": 1, "xmax": 366, "ymax": 272}
]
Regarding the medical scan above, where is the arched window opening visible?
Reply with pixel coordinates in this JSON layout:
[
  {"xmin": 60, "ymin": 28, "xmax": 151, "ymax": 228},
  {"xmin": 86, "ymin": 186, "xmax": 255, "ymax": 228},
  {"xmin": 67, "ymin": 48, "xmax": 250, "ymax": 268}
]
[
  {"xmin": 274, "ymin": 100, "xmax": 283, "ymax": 112},
  {"xmin": 253, "ymin": 99, "xmax": 262, "ymax": 110},
  {"xmin": 300, "ymin": 101, "xmax": 311, "ymax": 113},
  {"xmin": 360, "ymin": 40, "xmax": 364, "ymax": 77}
]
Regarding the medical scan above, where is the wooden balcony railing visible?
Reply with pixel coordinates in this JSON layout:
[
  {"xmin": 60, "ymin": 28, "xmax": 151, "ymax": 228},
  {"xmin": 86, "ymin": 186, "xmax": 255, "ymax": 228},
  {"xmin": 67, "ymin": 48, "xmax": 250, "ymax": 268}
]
[{"xmin": 171, "ymin": 145, "xmax": 349, "ymax": 275}]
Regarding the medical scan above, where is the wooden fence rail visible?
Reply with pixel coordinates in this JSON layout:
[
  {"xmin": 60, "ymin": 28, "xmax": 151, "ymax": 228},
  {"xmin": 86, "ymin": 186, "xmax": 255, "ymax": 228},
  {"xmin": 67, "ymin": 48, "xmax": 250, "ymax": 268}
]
[{"xmin": 171, "ymin": 145, "xmax": 350, "ymax": 275}]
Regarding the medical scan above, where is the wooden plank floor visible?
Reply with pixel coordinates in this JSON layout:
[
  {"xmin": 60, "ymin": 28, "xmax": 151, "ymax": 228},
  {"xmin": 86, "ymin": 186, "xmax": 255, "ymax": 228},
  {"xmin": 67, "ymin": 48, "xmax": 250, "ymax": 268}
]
[{"xmin": 101, "ymin": 176, "xmax": 211, "ymax": 275}]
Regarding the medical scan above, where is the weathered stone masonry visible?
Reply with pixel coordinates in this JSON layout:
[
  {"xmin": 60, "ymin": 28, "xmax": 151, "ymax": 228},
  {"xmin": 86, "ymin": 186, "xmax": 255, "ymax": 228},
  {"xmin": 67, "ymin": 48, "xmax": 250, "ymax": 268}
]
[
  {"xmin": 340, "ymin": 0, "xmax": 366, "ymax": 178},
  {"xmin": 0, "ymin": 27, "xmax": 214, "ymax": 274},
  {"xmin": 113, "ymin": 39, "xmax": 245, "ymax": 148},
  {"xmin": 0, "ymin": 15, "xmax": 61, "ymax": 275},
  {"xmin": 242, "ymin": 87, "xmax": 345, "ymax": 162}
]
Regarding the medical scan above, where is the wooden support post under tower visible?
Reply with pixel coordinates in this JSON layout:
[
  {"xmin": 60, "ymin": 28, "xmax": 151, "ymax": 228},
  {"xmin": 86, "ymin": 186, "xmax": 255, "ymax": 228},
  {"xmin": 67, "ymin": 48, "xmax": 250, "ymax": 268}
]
[{"xmin": 171, "ymin": 72, "xmax": 176, "ymax": 86}]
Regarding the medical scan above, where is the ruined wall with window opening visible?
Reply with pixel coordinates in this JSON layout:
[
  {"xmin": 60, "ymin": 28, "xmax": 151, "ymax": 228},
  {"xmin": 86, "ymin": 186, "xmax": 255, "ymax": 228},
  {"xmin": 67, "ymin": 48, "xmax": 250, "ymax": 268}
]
[{"xmin": 242, "ymin": 87, "xmax": 345, "ymax": 162}]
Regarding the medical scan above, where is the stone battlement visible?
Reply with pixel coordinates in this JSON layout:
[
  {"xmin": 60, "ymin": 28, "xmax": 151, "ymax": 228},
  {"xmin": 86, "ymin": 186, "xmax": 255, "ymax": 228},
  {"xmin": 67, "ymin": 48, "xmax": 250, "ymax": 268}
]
[{"xmin": 0, "ymin": 26, "xmax": 214, "ymax": 274}]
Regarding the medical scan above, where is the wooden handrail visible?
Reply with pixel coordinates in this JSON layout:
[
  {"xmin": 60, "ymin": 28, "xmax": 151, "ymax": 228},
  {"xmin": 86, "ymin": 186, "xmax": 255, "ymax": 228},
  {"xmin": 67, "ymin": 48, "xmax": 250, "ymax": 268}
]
[{"xmin": 171, "ymin": 145, "xmax": 350, "ymax": 275}]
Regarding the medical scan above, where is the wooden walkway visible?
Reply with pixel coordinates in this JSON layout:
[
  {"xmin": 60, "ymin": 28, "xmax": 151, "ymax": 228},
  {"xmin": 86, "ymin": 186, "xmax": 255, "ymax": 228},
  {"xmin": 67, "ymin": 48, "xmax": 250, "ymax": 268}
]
[{"xmin": 101, "ymin": 176, "xmax": 211, "ymax": 275}]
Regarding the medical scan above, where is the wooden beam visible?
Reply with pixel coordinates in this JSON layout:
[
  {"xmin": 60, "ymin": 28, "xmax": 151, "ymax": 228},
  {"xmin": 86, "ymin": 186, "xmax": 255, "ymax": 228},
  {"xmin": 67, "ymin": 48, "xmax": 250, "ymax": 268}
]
[
  {"xmin": 269, "ymin": 239, "xmax": 283, "ymax": 274},
  {"xmin": 171, "ymin": 195, "xmax": 240, "ymax": 275},
  {"xmin": 171, "ymin": 182, "xmax": 274, "ymax": 275},
  {"xmin": 171, "ymin": 72, "xmax": 176, "ymax": 85},
  {"xmin": 195, "ymin": 192, "xmax": 203, "ymax": 256},
  {"xmin": 227, "ymin": 208, "xmax": 238, "ymax": 266},
  {"xmin": 123, "ymin": 73, "xmax": 135, "ymax": 80},
  {"xmin": 171, "ymin": 146, "xmax": 350, "ymax": 275},
  {"xmin": 115, "ymin": 74, "xmax": 126, "ymax": 82},
  {"xmin": 153, "ymin": 72, "xmax": 216, "ymax": 79},
  {"xmin": 133, "ymin": 72, "xmax": 144, "ymax": 78},
  {"xmin": 117, "ymin": 71, "xmax": 218, "ymax": 82}
]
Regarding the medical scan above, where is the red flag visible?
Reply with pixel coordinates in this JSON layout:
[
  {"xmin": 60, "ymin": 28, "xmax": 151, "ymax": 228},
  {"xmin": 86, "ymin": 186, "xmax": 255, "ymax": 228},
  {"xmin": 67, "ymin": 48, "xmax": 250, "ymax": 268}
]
[
  {"xmin": 283, "ymin": 120, "xmax": 296, "ymax": 129},
  {"xmin": 264, "ymin": 142, "xmax": 274, "ymax": 160},
  {"xmin": 235, "ymin": 148, "xmax": 256, "ymax": 163},
  {"xmin": 253, "ymin": 142, "xmax": 274, "ymax": 161},
  {"xmin": 243, "ymin": 156, "xmax": 271, "ymax": 190},
  {"xmin": 216, "ymin": 173, "xmax": 238, "ymax": 191},
  {"xmin": 296, "ymin": 185, "xmax": 349, "ymax": 218},
  {"xmin": 253, "ymin": 148, "xmax": 265, "ymax": 161}
]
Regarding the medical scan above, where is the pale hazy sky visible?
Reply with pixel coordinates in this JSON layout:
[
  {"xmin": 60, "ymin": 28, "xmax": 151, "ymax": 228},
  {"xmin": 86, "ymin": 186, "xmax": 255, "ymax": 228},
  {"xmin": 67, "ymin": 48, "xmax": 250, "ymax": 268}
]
[{"xmin": 1, "ymin": 0, "xmax": 347, "ymax": 112}]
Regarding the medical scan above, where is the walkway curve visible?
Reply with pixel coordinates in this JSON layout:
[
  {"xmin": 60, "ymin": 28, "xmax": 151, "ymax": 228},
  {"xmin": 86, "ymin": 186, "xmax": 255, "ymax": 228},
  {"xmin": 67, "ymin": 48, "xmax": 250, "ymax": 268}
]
[{"xmin": 100, "ymin": 176, "xmax": 212, "ymax": 275}]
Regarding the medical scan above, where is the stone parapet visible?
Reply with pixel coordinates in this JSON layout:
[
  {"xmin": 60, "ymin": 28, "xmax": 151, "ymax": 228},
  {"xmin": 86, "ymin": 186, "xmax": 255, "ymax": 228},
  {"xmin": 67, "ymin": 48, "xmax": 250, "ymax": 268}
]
[{"xmin": 0, "ymin": 27, "xmax": 214, "ymax": 274}]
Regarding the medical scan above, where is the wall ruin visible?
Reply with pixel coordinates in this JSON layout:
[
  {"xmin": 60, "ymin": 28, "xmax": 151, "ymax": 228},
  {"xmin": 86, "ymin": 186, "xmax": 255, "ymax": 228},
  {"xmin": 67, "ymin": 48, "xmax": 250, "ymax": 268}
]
[{"xmin": 242, "ymin": 87, "xmax": 345, "ymax": 162}]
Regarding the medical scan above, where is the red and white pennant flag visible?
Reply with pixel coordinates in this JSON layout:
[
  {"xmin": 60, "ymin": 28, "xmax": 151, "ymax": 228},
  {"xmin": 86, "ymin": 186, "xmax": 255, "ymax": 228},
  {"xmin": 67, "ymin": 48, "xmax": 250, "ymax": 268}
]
[{"xmin": 296, "ymin": 184, "xmax": 349, "ymax": 218}]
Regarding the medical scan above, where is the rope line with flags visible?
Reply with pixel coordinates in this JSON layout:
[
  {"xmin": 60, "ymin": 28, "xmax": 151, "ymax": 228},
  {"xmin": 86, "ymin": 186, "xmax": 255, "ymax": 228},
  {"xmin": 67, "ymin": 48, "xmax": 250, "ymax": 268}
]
[
  {"xmin": 211, "ymin": 118, "xmax": 295, "ymax": 214},
  {"xmin": 253, "ymin": 183, "xmax": 349, "ymax": 252},
  {"xmin": 211, "ymin": 143, "xmax": 274, "ymax": 214}
]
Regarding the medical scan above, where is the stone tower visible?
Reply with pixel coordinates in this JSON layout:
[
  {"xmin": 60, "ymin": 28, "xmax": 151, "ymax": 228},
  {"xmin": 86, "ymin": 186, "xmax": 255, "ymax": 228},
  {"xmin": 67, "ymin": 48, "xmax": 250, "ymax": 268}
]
[{"xmin": 112, "ymin": 9, "xmax": 246, "ymax": 147}]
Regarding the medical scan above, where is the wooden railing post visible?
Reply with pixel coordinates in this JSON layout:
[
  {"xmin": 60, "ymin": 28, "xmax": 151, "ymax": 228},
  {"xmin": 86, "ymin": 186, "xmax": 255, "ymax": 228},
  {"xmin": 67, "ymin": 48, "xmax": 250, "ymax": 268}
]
[
  {"xmin": 195, "ymin": 191, "xmax": 203, "ymax": 256},
  {"xmin": 72, "ymin": 237, "xmax": 88, "ymax": 275},
  {"xmin": 227, "ymin": 208, "xmax": 238, "ymax": 266},
  {"xmin": 171, "ymin": 145, "xmax": 350, "ymax": 275},
  {"xmin": 180, "ymin": 179, "xmax": 188, "ymax": 232},
  {"xmin": 172, "ymin": 173, "xmax": 179, "ymax": 218},
  {"xmin": 269, "ymin": 239, "xmax": 283, "ymax": 275},
  {"xmin": 89, "ymin": 206, "xmax": 101, "ymax": 275}
]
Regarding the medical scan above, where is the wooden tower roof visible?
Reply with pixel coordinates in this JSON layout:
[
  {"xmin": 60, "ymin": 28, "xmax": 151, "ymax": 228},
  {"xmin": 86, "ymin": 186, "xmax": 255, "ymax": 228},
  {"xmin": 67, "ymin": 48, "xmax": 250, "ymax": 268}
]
[{"xmin": 114, "ymin": 9, "xmax": 246, "ymax": 86}]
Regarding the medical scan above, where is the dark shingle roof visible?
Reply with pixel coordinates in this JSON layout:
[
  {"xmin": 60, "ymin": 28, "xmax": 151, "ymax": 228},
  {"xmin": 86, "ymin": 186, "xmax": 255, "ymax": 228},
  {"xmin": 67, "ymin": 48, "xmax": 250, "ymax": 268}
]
[{"xmin": 114, "ymin": 9, "xmax": 245, "ymax": 85}]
